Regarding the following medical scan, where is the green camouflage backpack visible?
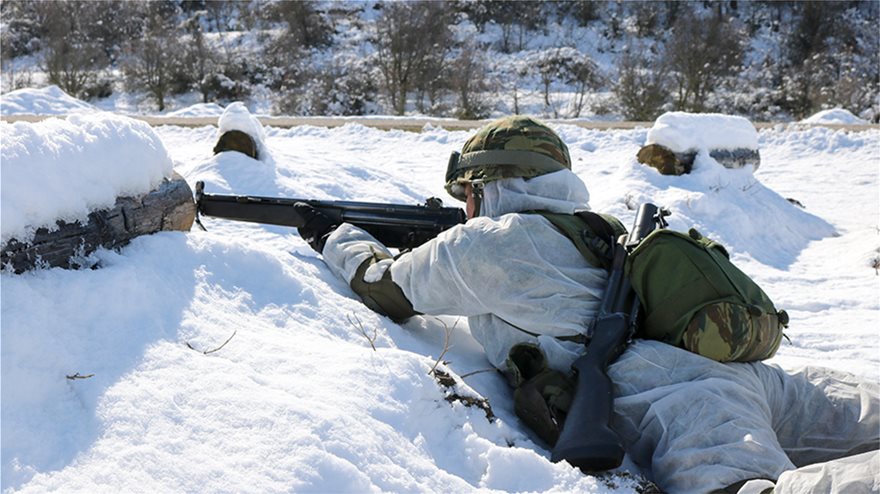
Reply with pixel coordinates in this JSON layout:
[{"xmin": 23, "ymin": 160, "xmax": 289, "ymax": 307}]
[
  {"xmin": 539, "ymin": 212, "xmax": 787, "ymax": 363},
  {"xmin": 625, "ymin": 228, "xmax": 787, "ymax": 362}
]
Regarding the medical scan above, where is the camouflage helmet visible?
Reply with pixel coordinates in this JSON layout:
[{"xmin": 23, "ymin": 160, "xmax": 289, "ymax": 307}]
[{"xmin": 445, "ymin": 116, "xmax": 571, "ymax": 201}]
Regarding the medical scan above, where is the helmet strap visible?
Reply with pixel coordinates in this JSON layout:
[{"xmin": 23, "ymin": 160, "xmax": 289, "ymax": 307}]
[{"xmin": 471, "ymin": 180, "xmax": 485, "ymax": 217}]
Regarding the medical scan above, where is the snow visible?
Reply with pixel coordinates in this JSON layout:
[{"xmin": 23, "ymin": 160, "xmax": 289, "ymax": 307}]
[
  {"xmin": 645, "ymin": 112, "xmax": 760, "ymax": 152},
  {"xmin": 165, "ymin": 103, "xmax": 226, "ymax": 118},
  {"xmin": 0, "ymin": 113, "xmax": 174, "ymax": 245},
  {"xmin": 0, "ymin": 85, "xmax": 98, "ymax": 116},
  {"xmin": 1, "ymin": 100, "xmax": 879, "ymax": 493},
  {"xmin": 800, "ymin": 108, "xmax": 869, "ymax": 125}
]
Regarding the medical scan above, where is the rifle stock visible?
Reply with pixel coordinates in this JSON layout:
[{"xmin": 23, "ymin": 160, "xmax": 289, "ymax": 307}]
[
  {"xmin": 193, "ymin": 181, "xmax": 466, "ymax": 250},
  {"xmin": 551, "ymin": 203, "xmax": 669, "ymax": 472}
]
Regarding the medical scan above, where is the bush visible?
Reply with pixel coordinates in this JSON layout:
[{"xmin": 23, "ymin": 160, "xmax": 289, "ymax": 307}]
[
  {"xmin": 1, "ymin": 18, "xmax": 42, "ymax": 59},
  {"xmin": 778, "ymin": 2, "xmax": 880, "ymax": 118},
  {"xmin": 614, "ymin": 45, "xmax": 669, "ymax": 121},
  {"xmin": 263, "ymin": 0, "xmax": 333, "ymax": 48},
  {"xmin": 305, "ymin": 59, "xmax": 378, "ymax": 116},
  {"xmin": 82, "ymin": 78, "xmax": 114, "ymax": 100},
  {"xmin": 201, "ymin": 72, "xmax": 251, "ymax": 103}
]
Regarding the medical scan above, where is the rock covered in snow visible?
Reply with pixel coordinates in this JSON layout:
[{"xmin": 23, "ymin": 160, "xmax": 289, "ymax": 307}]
[{"xmin": 1, "ymin": 112, "xmax": 194, "ymax": 273}]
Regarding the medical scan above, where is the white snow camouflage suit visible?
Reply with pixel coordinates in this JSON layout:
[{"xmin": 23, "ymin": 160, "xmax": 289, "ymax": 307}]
[{"xmin": 320, "ymin": 169, "xmax": 880, "ymax": 493}]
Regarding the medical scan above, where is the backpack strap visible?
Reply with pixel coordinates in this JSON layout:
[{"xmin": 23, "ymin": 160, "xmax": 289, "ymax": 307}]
[{"xmin": 532, "ymin": 210, "xmax": 627, "ymax": 271}]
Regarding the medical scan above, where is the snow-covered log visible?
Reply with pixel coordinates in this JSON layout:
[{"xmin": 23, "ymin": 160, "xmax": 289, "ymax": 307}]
[
  {"xmin": 637, "ymin": 144, "xmax": 762, "ymax": 175},
  {"xmin": 2, "ymin": 112, "xmax": 190, "ymax": 274},
  {"xmin": 1, "ymin": 173, "xmax": 195, "ymax": 273},
  {"xmin": 637, "ymin": 112, "xmax": 761, "ymax": 175},
  {"xmin": 214, "ymin": 102, "xmax": 268, "ymax": 161},
  {"xmin": 213, "ymin": 130, "xmax": 258, "ymax": 159}
]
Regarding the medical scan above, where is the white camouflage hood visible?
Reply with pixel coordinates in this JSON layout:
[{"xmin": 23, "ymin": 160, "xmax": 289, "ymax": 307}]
[{"xmin": 478, "ymin": 169, "xmax": 591, "ymax": 218}]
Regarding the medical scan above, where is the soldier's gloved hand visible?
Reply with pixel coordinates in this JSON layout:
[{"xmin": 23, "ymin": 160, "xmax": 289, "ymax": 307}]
[{"xmin": 293, "ymin": 202, "xmax": 337, "ymax": 253}]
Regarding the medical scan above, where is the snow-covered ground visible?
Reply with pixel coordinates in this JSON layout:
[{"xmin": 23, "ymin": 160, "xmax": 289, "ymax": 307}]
[{"xmin": 1, "ymin": 96, "xmax": 878, "ymax": 493}]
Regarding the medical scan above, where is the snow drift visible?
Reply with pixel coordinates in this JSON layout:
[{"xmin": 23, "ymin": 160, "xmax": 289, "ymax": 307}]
[{"xmin": 0, "ymin": 85, "xmax": 98, "ymax": 116}]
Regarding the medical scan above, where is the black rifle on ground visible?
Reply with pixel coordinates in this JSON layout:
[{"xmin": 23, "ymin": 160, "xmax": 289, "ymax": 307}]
[
  {"xmin": 552, "ymin": 203, "xmax": 669, "ymax": 472},
  {"xmin": 193, "ymin": 181, "xmax": 467, "ymax": 250}
]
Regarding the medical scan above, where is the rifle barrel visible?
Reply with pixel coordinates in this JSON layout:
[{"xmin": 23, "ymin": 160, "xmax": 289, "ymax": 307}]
[{"xmin": 194, "ymin": 184, "xmax": 466, "ymax": 250}]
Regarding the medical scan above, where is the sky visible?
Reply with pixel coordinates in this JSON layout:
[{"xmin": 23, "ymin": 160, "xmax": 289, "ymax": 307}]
[{"xmin": 1, "ymin": 87, "xmax": 878, "ymax": 493}]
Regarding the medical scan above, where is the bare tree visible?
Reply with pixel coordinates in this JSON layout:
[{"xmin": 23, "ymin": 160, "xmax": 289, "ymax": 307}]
[
  {"xmin": 180, "ymin": 12, "xmax": 222, "ymax": 103},
  {"xmin": 122, "ymin": 4, "xmax": 187, "ymax": 111},
  {"xmin": 565, "ymin": 53, "xmax": 600, "ymax": 118},
  {"xmin": 447, "ymin": 42, "xmax": 492, "ymax": 119},
  {"xmin": 38, "ymin": 1, "xmax": 108, "ymax": 98},
  {"xmin": 373, "ymin": 1, "xmax": 453, "ymax": 115},
  {"xmin": 664, "ymin": 12, "xmax": 745, "ymax": 112},
  {"xmin": 615, "ymin": 45, "xmax": 670, "ymax": 121},
  {"xmin": 462, "ymin": 0, "xmax": 545, "ymax": 52},
  {"xmin": 631, "ymin": 1, "xmax": 661, "ymax": 37},
  {"xmin": 535, "ymin": 48, "xmax": 599, "ymax": 118},
  {"xmin": 536, "ymin": 49, "xmax": 564, "ymax": 118}
]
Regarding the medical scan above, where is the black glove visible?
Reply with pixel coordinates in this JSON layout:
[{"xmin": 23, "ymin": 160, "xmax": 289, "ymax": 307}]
[{"xmin": 293, "ymin": 202, "xmax": 337, "ymax": 253}]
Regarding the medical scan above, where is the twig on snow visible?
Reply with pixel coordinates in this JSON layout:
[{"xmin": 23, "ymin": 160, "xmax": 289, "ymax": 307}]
[
  {"xmin": 187, "ymin": 330, "xmax": 237, "ymax": 355},
  {"xmin": 348, "ymin": 313, "xmax": 377, "ymax": 351},
  {"xmin": 460, "ymin": 368, "xmax": 496, "ymax": 379},
  {"xmin": 429, "ymin": 317, "xmax": 459, "ymax": 375}
]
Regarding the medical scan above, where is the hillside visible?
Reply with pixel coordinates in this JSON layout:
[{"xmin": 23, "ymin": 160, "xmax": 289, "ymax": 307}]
[{"xmin": 1, "ymin": 0, "xmax": 878, "ymax": 122}]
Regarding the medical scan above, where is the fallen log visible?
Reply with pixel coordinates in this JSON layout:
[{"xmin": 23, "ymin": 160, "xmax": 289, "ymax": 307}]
[
  {"xmin": 636, "ymin": 143, "xmax": 761, "ymax": 176},
  {"xmin": 637, "ymin": 113, "xmax": 762, "ymax": 176},
  {"xmin": 1, "ymin": 172, "xmax": 195, "ymax": 274},
  {"xmin": 213, "ymin": 129, "xmax": 258, "ymax": 159}
]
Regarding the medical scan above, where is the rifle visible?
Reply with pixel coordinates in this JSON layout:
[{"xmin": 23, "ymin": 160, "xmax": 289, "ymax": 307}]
[
  {"xmin": 193, "ymin": 181, "xmax": 467, "ymax": 250},
  {"xmin": 551, "ymin": 203, "xmax": 669, "ymax": 472}
]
